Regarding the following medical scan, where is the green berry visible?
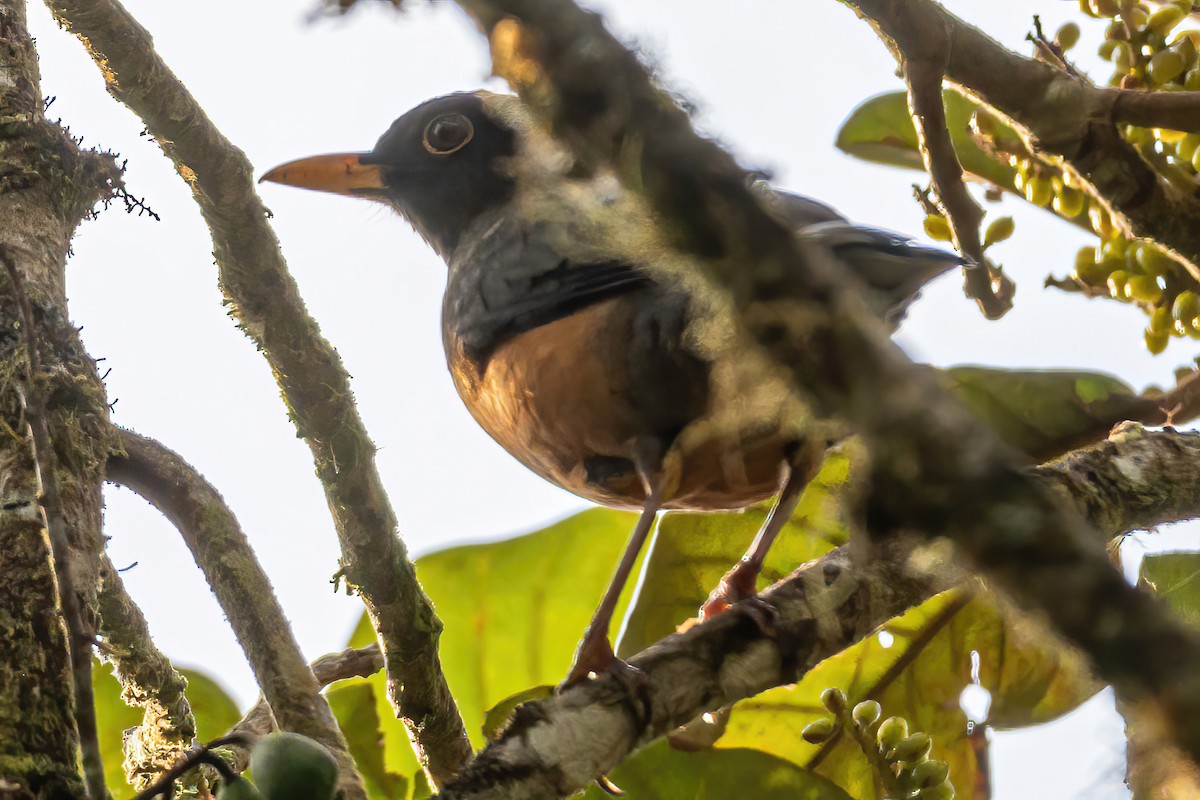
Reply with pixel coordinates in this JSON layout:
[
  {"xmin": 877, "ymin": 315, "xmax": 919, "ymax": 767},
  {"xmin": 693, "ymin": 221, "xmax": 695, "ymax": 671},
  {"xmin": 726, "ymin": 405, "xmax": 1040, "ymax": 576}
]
[
  {"xmin": 217, "ymin": 778, "xmax": 265, "ymax": 800},
  {"xmin": 1150, "ymin": 49, "xmax": 1187, "ymax": 84},
  {"xmin": 1092, "ymin": 0, "xmax": 1120, "ymax": 16},
  {"xmin": 1186, "ymin": 66, "xmax": 1200, "ymax": 90},
  {"xmin": 1137, "ymin": 244, "xmax": 1174, "ymax": 276},
  {"xmin": 919, "ymin": 784, "xmax": 956, "ymax": 800},
  {"xmin": 1150, "ymin": 305, "xmax": 1173, "ymax": 333},
  {"xmin": 877, "ymin": 716, "xmax": 909, "ymax": 751},
  {"xmin": 1025, "ymin": 175, "xmax": 1053, "ymax": 206},
  {"xmin": 1149, "ymin": 5, "xmax": 1187, "ymax": 33},
  {"xmin": 852, "ymin": 700, "xmax": 882, "ymax": 728},
  {"xmin": 1173, "ymin": 290, "xmax": 1200, "ymax": 321},
  {"xmin": 887, "ymin": 732, "xmax": 933, "ymax": 763},
  {"xmin": 1180, "ymin": 133, "xmax": 1200, "ymax": 162},
  {"xmin": 801, "ymin": 717, "xmax": 836, "ymax": 745},
  {"xmin": 1107, "ymin": 269, "xmax": 1132, "ymax": 299},
  {"xmin": 249, "ymin": 732, "xmax": 339, "ymax": 800},
  {"xmin": 821, "ymin": 687, "xmax": 847, "ymax": 715},
  {"xmin": 983, "ymin": 216, "xmax": 1014, "ymax": 248},
  {"xmin": 1128, "ymin": 274, "xmax": 1164, "ymax": 303},
  {"xmin": 911, "ymin": 760, "xmax": 952, "ymax": 789},
  {"xmin": 1056, "ymin": 22, "xmax": 1082, "ymax": 49},
  {"xmin": 924, "ymin": 214, "xmax": 952, "ymax": 241},
  {"xmin": 1053, "ymin": 187, "xmax": 1086, "ymax": 217},
  {"xmin": 1146, "ymin": 327, "xmax": 1171, "ymax": 354}
]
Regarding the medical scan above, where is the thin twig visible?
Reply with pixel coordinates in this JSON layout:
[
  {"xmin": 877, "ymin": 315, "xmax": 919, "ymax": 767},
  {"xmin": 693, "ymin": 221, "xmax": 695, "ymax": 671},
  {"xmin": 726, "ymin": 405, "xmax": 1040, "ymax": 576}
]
[
  {"xmin": 901, "ymin": 28, "xmax": 1014, "ymax": 319},
  {"xmin": 0, "ymin": 245, "xmax": 106, "ymax": 800},
  {"xmin": 106, "ymin": 428, "xmax": 366, "ymax": 800},
  {"xmin": 47, "ymin": 0, "xmax": 472, "ymax": 782}
]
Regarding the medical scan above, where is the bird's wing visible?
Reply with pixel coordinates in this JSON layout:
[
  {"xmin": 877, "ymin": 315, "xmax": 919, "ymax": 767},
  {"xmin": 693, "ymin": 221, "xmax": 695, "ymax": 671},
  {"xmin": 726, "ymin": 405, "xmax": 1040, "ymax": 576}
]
[
  {"xmin": 445, "ymin": 217, "xmax": 651, "ymax": 363},
  {"xmin": 759, "ymin": 185, "xmax": 964, "ymax": 327}
]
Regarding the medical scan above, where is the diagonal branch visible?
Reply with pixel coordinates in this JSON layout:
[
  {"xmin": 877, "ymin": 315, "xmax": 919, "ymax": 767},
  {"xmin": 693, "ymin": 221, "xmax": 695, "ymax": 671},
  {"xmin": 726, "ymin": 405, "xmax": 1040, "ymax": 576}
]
[
  {"xmin": 842, "ymin": 0, "xmax": 1200, "ymax": 280},
  {"xmin": 450, "ymin": 0, "xmax": 1200, "ymax": 775},
  {"xmin": 45, "ymin": 0, "xmax": 473, "ymax": 783},
  {"xmin": 439, "ymin": 426, "xmax": 1200, "ymax": 799},
  {"xmin": 106, "ymin": 428, "xmax": 366, "ymax": 800}
]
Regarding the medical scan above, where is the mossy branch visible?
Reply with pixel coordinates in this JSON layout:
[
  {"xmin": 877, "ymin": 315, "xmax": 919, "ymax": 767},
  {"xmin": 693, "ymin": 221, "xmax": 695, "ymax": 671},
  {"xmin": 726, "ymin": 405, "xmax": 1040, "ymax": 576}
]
[
  {"xmin": 105, "ymin": 428, "xmax": 365, "ymax": 800},
  {"xmin": 45, "ymin": 0, "xmax": 472, "ymax": 785}
]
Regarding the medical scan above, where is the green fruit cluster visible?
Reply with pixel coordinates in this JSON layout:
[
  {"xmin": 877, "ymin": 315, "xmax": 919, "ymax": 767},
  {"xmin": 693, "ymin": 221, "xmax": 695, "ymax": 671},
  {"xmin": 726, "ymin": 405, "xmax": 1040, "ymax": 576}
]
[
  {"xmin": 800, "ymin": 692, "xmax": 955, "ymax": 800},
  {"xmin": 1071, "ymin": 237, "xmax": 1195, "ymax": 354}
]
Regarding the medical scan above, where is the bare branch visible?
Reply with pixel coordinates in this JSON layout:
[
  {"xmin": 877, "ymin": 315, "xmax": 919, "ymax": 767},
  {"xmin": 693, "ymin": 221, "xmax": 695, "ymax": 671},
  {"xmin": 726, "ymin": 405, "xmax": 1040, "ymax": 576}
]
[
  {"xmin": 439, "ymin": 426, "xmax": 1200, "ymax": 799},
  {"xmin": 106, "ymin": 428, "xmax": 366, "ymax": 800},
  {"xmin": 1109, "ymin": 88, "xmax": 1200, "ymax": 132},
  {"xmin": 901, "ymin": 20, "xmax": 1013, "ymax": 318},
  {"xmin": 448, "ymin": 0, "xmax": 1200, "ymax": 774},
  {"xmin": 45, "ymin": 0, "xmax": 472, "ymax": 783}
]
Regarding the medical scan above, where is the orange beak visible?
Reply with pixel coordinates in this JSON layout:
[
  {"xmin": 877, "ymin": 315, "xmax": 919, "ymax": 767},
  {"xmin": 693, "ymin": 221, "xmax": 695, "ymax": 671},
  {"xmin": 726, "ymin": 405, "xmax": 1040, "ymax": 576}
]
[{"xmin": 259, "ymin": 153, "xmax": 385, "ymax": 196}]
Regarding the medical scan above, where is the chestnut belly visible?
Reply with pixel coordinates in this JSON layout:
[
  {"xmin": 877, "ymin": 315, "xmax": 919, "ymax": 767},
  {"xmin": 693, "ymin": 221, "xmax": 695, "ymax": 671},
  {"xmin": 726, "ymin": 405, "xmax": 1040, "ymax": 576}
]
[{"xmin": 446, "ymin": 298, "xmax": 796, "ymax": 511}]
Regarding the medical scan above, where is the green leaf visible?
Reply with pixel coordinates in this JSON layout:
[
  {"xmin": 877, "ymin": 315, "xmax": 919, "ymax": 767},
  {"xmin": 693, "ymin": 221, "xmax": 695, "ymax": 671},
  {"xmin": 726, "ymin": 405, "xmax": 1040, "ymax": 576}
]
[
  {"xmin": 579, "ymin": 740, "xmax": 854, "ymax": 800},
  {"xmin": 718, "ymin": 591, "xmax": 1097, "ymax": 800},
  {"xmin": 836, "ymin": 90, "xmax": 1020, "ymax": 187},
  {"xmin": 937, "ymin": 366, "xmax": 1151, "ymax": 460},
  {"xmin": 1140, "ymin": 552, "xmax": 1200, "ymax": 627},
  {"xmin": 616, "ymin": 451, "xmax": 852, "ymax": 657},
  {"xmin": 325, "ymin": 679, "xmax": 408, "ymax": 800},
  {"xmin": 342, "ymin": 508, "xmax": 640, "ymax": 786},
  {"xmin": 94, "ymin": 661, "xmax": 241, "ymax": 800}
]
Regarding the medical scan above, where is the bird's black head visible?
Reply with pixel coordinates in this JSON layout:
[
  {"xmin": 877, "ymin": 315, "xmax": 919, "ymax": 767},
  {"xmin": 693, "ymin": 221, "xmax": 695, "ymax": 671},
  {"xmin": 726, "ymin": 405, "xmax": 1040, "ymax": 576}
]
[{"xmin": 261, "ymin": 91, "xmax": 518, "ymax": 258}]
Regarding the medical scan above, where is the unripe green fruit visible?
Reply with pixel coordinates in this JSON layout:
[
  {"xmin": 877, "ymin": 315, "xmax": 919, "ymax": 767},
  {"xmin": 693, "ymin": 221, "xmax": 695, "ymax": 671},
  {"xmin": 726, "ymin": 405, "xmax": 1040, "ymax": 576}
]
[
  {"xmin": 1107, "ymin": 269, "xmax": 1132, "ymax": 299},
  {"xmin": 983, "ymin": 216, "xmax": 1014, "ymax": 248},
  {"xmin": 1179, "ymin": 133, "xmax": 1200, "ymax": 162},
  {"xmin": 1150, "ymin": 305, "xmax": 1172, "ymax": 333},
  {"xmin": 1128, "ymin": 274, "xmax": 1164, "ymax": 303},
  {"xmin": 919, "ymin": 784, "xmax": 956, "ymax": 800},
  {"xmin": 911, "ymin": 760, "xmax": 952, "ymax": 789},
  {"xmin": 1173, "ymin": 290, "xmax": 1200, "ymax": 321},
  {"xmin": 877, "ymin": 717, "xmax": 909, "ymax": 750},
  {"xmin": 1092, "ymin": 0, "xmax": 1120, "ymax": 16},
  {"xmin": 1125, "ymin": 242, "xmax": 1145, "ymax": 271},
  {"xmin": 1114, "ymin": 41, "xmax": 1133, "ymax": 72},
  {"xmin": 217, "ymin": 778, "xmax": 265, "ymax": 800},
  {"xmin": 924, "ymin": 214, "xmax": 952, "ymax": 242},
  {"xmin": 1053, "ymin": 187, "xmax": 1086, "ymax": 217},
  {"xmin": 1146, "ymin": 327, "xmax": 1171, "ymax": 354},
  {"xmin": 248, "ymin": 732, "xmax": 339, "ymax": 800},
  {"xmin": 887, "ymin": 732, "xmax": 933, "ymax": 763},
  {"xmin": 1190, "ymin": 142, "xmax": 1200, "ymax": 172},
  {"xmin": 1150, "ymin": 49, "xmax": 1187, "ymax": 84},
  {"xmin": 1025, "ymin": 175, "xmax": 1053, "ymax": 206},
  {"xmin": 821, "ymin": 687, "xmax": 848, "ymax": 715},
  {"xmin": 1149, "ymin": 5, "xmax": 1187, "ymax": 33},
  {"xmin": 852, "ymin": 700, "xmax": 882, "ymax": 728},
  {"xmin": 1100, "ymin": 238, "xmax": 1127, "ymax": 260},
  {"xmin": 1187, "ymin": 67, "xmax": 1200, "ymax": 90},
  {"xmin": 1106, "ymin": 19, "xmax": 1130, "ymax": 41},
  {"xmin": 801, "ymin": 718, "xmax": 836, "ymax": 745},
  {"xmin": 1127, "ymin": 5, "xmax": 1149, "ymax": 29},
  {"xmin": 1056, "ymin": 22, "xmax": 1082, "ymax": 49},
  {"xmin": 1089, "ymin": 202, "xmax": 1115, "ymax": 237},
  {"xmin": 1138, "ymin": 244, "xmax": 1174, "ymax": 276},
  {"xmin": 1099, "ymin": 39, "xmax": 1120, "ymax": 60}
]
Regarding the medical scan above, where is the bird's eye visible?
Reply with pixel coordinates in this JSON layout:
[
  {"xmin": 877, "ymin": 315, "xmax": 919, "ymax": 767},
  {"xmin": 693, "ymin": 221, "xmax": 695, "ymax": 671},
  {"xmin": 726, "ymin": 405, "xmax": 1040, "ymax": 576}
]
[{"xmin": 423, "ymin": 113, "xmax": 474, "ymax": 155}]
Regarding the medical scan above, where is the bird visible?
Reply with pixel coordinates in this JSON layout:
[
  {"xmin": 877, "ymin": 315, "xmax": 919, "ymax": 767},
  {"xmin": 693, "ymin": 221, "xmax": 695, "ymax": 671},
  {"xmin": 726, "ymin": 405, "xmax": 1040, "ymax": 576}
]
[{"xmin": 261, "ymin": 91, "xmax": 961, "ymax": 686}]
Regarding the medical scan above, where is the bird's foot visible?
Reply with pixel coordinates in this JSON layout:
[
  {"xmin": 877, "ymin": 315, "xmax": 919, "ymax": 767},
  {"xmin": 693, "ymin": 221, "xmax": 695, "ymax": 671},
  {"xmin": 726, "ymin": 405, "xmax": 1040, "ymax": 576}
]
[
  {"xmin": 560, "ymin": 633, "xmax": 647, "ymax": 693},
  {"xmin": 698, "ymin": 559, "xmax": 777, "ymax": 634}
]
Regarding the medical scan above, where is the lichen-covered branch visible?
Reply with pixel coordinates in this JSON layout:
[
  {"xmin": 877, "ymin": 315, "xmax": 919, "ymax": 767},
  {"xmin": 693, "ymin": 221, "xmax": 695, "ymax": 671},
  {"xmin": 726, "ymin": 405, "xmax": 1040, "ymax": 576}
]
[
  {"xmin": 96, "ymin": 557, "xmax": 197, "ymax": 792},
  {"xmin": 44, "ymin": 0, "xmax": 472, "ymax": 784},
  {"xmin": 105, "ymin": 429, "xmax": 365, "ymax": 799},
  {"xmin": 447, "ymin": 0, "xmax": 1200, "ymax": 774},
  {"xmin": 437, "ymin": 425, "xmax": 1200, "ymax": 800},
  {"xmin": 841, "ymin": 0, "xmax": 1200, "ymax": 280}
]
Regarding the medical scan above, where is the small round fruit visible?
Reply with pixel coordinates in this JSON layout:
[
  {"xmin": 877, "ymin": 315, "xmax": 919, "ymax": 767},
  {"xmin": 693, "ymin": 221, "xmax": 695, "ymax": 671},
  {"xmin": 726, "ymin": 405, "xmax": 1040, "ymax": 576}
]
[
  {"xmin": 1138, "ymin": 245, "xmax": 1175, "ymax": 276},
  {"xmin": 924, "ymin": 214, "xmax": 953, "ymax": 242},
  {"xmin": 1128, "ymin": 274, "xmax": 1164, "ymax": 303},
  {"xmin": 217, "ymin": 778, "xmax": 265, "ymax": 800},
  {"xmin": 887, "ymin": 732, "xmax": 933, "ymax": 763},
  {"xmin": 1025, "ymin": 175, "xmax": 1053, "ymax": 206},
  {"xmin": 1173, "ymin": 290, "xmax": 1200, "ymax": 321},
  {"xmin": 1056, "ymin": 22, "xmax": 1082, "ymax": 49},
  {"xmin": 1053, "ymin": 187, "xmax": 1086, "ymax": 217},
  {"xmin": 1146, "ymin": 327, "xmax": 1171, "ymax": 354},
  {"xmin": 1149, "ymin": 5, "xmax": 1187, "ymax": 33},
  {"xmin": 1150, "ymin": 305, "xmax": 1172, "ymax": 333},
  {"xmin": 1150, "ymin": 49, "xmax": 1187, "ymax": 84},
  {"xmin": 919, "ymin": 784, "xmax": 956, "ymax": 800},
  {"xmin": 853, "ymin": 700, "xmax": 882, "ymax": 729},
  {"xmin": 821, "ymin": 687, "xmax": 848, "ymax": 714},
  {"xmin": 248, "ymin": 732, "xmax": 339, "ymax": 800},
  {"xmin": 984, "ymin": 216, "xmax": 1014, "ymax": 248},
  {"xmin": 877, "ymin": 717, "xmax": 909, "ymax": 750},
  {"xmin": 801, "ymin": 718, "xmax": 836, "ymax": 745},
  {"xmin": 1107, "ymin": 269, "xmax": 1132, "ymax": 299},
  {"xmin": 911, "ymin": 760, "xmax": 952, "ymax": 789}
]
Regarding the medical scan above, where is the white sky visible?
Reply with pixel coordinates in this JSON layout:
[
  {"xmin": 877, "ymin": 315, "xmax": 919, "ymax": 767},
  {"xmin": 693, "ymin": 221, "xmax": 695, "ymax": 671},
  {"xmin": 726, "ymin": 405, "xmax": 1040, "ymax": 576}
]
[{"xmin": 24, "ymin": 1, "xmax": 1193, "ymax": 797}]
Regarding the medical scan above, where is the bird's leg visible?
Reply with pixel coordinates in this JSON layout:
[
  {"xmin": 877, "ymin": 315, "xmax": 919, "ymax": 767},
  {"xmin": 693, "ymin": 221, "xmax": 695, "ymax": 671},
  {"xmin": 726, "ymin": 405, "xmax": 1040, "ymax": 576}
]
[
  {"xmin": 562, "ymin": 447, "xmax": 667, "ymax": 689},
  {"xmin": 699, "ymin": 452, "xmax": 815, "ymax": 621}
]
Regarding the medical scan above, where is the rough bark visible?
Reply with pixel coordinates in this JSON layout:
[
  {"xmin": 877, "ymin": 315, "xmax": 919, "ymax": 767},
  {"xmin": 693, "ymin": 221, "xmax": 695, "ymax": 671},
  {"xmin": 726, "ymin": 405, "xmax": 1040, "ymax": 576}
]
[{"xmin": 0, "ymin": 0, "xmax": 119, "ymax": 796}]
